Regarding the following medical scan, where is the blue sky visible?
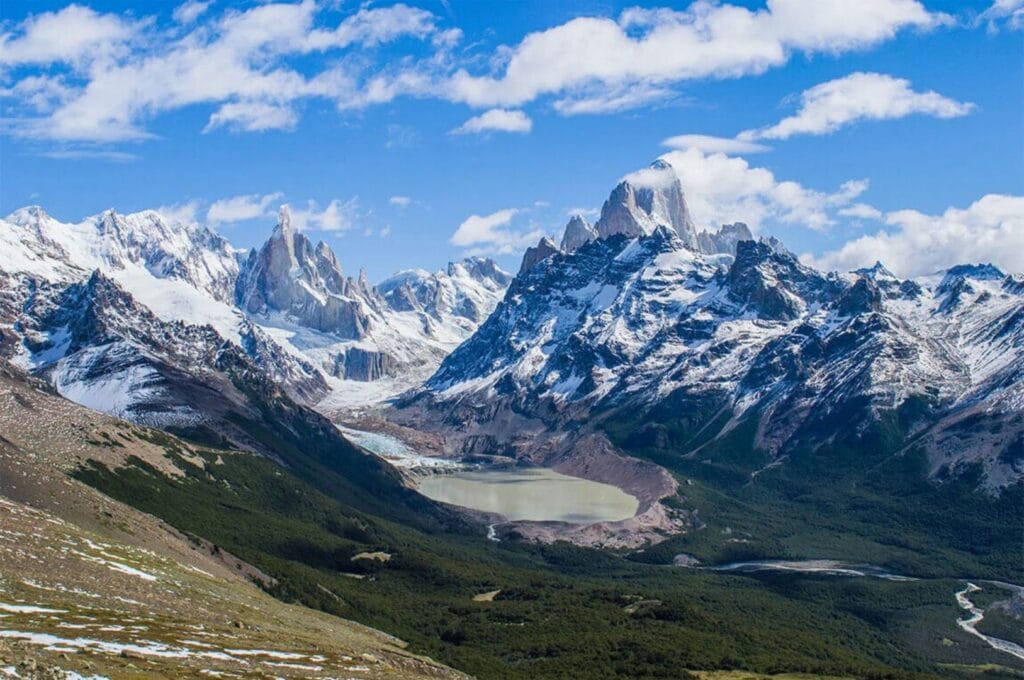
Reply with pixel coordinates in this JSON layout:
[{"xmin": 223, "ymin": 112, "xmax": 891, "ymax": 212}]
[{"xmin": 1, "ymin": 0, "xmax": 1021, "ymax": 280}]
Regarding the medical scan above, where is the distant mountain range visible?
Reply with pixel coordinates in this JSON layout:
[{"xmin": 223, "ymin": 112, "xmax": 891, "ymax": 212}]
[
  {"xmin": 0, "ymin": 205, "xmax": 510, "ymax": 431},
  {"xmin": 397, "ymin": 161, "xmax": 1024, "ymax": 493},
  {"xmin": 1, "ymin": 160, "xmax": 1021, "ymax": 499}
]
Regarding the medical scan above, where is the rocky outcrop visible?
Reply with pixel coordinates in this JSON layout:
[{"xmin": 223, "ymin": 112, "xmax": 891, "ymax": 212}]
[
  {"xmin": 519, "ymin": 237, "xmax": 560, "ymax": 274},
  {"xmin": 594, "ymin": 159, "xmax": 699, "ymax": 248},
  {"xmin": 697, "ymin": 222, "xmax": 754, "ymax": 256},
  {"xmin": 324, "ymin": 346, "xmax": 396, "ymax": 381},
  {"xmin": 725, "ymin": 239, "xmax": 828, "ymax": 321},
  {"xmin": 561, "ymin": 215, "xmax": 598, "ymax": 253},
  {"xmin": 235, "ymin": 207, "xmax": 376, "ymax": 338}
]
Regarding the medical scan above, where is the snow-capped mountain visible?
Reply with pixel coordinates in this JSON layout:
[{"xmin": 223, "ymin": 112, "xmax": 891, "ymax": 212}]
[
  {"xmin": 237, "ymin": 208, "xmax": 378, "ymax": 339},
  {"xmin": 378, "ymin": 257, "xmax": 512, "ymax": 332},
  {"xmin": 0, "ymin": 205, "xmax": 510, "ymax": 429},
  {"xmin": 399, "ymin": 164, "xmax": 1024, "ymax": 491},
  {"xmin": 236, "ymin": 207, "xmax": 511, "ymax": 394}
]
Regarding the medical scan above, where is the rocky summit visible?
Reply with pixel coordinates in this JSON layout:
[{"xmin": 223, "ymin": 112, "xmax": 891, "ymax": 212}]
[
  {"xmin": 399, "ymin": 166, "xmax": 1024, "ymax": 495},
  {"xmin": 0, "ymin": 205, "xmax": 510, "ymax": 422}
]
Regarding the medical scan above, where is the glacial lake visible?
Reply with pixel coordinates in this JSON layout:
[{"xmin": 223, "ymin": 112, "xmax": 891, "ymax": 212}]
[{"xmin": 416, "ymin": 468, "xmax": 640, "ymax": 524}]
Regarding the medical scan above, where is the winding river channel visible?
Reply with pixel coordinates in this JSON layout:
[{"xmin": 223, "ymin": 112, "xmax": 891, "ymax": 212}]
[
  {"xmin": 704, "ymin": 559, "xmax": 916, "ymax": 581},
  {"xmin": 344, "ymin": 425, "xmax": 1023, "ymax": 665},
  {"xmin": 956, "ymin": 582, "xmax": 1024, "ymax": 662}
]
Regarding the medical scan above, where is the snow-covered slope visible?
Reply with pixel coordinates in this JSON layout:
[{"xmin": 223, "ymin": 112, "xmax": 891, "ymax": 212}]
[
  {"xmin": 378, "ymin": 257, "xmax": 512, "ymax": 337},
  {"xmin": 400, "ymin": 166, "xmax": 1024, "ymax": 491},
  {"xmin": 0, "ymin": 205, "xmax": 511, "ymax": 424},
  {"xmin": 1, "ymin": 206, "xmax": 244, "ymax": 337},
  {"xmin": 235, "ymin": 208, "xmax": 511, "ymax": 407}
]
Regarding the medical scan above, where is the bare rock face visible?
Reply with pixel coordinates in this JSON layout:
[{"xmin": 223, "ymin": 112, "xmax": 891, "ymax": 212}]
[
  {"xmin": 561, "ymin": 214, "xmax": 598, "ymax": 253},
  {"xmin": 590, "ymin": 161, "xmax": 751, "ymax": 258},
  {"xmin": 519, "ymin": 236, "xmax": 560, "ymax": 274},
  {"xmin": 726, "ymin": 239, "xmax": 829, "ymax": 321},
  {"xmin": 404, "ymin": 163, "xmax": 1024, "ymax": 494},
  {"xmin": 697, "ymin": 222, "xmax": 754, "ymax": 256},
  {"xmin": 235, "ymin": 206, "xmax": 376, "ymax": 339},
  {"xmin": 326, "ymin": 346, "xmax": 396, "ymax": 381},
  {"xmin": 594, "ymin": 159, "xmax": 700, "ymax": 249}
]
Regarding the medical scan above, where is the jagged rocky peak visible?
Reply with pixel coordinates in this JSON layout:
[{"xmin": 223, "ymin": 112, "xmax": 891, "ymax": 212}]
[
  {"xmin": 594, "ymin": 159, "xmax": 700, "ymax": 249},
  {"xmin": 519, "ymin": 236, "xmax": 560, "ymax": 274},
  {"xmin": 855, "ymin": 261, "xmax": 898, "ymax": 281},
  {"xmin": 935, "ymin": 263, "xmax": 1007, "ymax": 312},
  {"xmin": 837, "ymin": 276, "xmax": 884, "ymax": 316},
  {"xmin": 585, "ymin": 161, "xmax": 748, "ymax": 257},
  {"xmin": 448, "ymin": 256, "xmax": 513, "ymax": 287},
  {"xmin": 938, "ymin": 263, "xmax": 1005, "ymax": 290},
  {"xmin": 236, "ymin": 205, "xmax": 373, "ymax": 338},
  {"xmin": 697, "ymin": 222, "xmax": 754, "ymax": 256},
  {"xmin": 758, "ymin": 235, "xmax": 795, "ymax": 258},
  {"xmin": 561, "ymin": 214, "xmax": 598, "ymax": 253},
  {"xmin": 726, "ymin": 239, "xmax": 825, "ymax": 320}
]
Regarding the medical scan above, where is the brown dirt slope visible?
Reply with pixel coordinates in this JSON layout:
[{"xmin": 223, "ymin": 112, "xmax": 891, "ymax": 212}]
[{"xmin": 0, "ymin": 364, "xmax": 467, "ymax": 679}]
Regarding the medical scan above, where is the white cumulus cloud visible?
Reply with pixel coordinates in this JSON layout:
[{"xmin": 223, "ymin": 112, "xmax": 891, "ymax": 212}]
[
  {"xmin": 452, "ymin": 109, "xmax": 532, "ymax": 135},
  {"xmin": 288, "ymin": 198, "xmax": 357, "ymax": 232},
  {"xmin": 838, "ymin": 203, "xmax": 884, "ymax": 220},
  {"xmin": 450, "ymin": 208, "xmax": 544, "ymax": 255},
  {"xmin": 172, "ymin": 1, "xmax": 212, "ymax": 25},
  {"xmin": 204, "ymin": 101, "xmax": 299, "ymax": 133},
  {"xmin": 0, "ymin": 0, "xmax": 954, "ymax": 145},
  {"xmin": 0, "ymin": 4, "xmax": 142, "ymax": 67},
  {"xmin": 662, "ymin": 134, "xmax": 770, "ymax": 155},
  {"xmin": 660, "ymin": 148, "xmax": 868, "ymax": 232},
  {"xmin": 156, "ymin": 200, "xmax": 201, "ymax": 224},
  {"xmin": 740, "ymin": 72, "xmax": 974, "ymax": 141},
  {"xmin": 978, "ymin": 0, "xmax": 1024, "ymax": 30},
  {"xmin": 207, "ymin": 192, "xmax": 283, "ymax": 224},
  {"xmin": 1, "ymin": 2, "xmax": 442, "ymax": 142},
  {"xmin": 444, "ymin": 1, "xmax": 947, "ymax": 109},
  {"xmin": 806, "ymin": 194, "xmax": 1024, "ymax": 278}
]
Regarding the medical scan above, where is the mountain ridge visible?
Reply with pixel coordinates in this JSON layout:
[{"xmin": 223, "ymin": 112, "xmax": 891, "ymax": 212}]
[
  {"xmin": 0, "ymin": 204, "xmax": 511, "ymax": 411},
  {"xmin": 396, "ymin": 162, "xmax": 1024, "ymax": 497}
]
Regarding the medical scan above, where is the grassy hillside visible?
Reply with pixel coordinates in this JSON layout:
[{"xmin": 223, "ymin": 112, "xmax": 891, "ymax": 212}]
[{"xmin": 75, "ymin": 443, "xmax": 1023, "ymax": 679}]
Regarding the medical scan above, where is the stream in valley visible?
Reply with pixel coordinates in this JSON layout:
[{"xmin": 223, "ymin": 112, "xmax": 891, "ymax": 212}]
[
  {"xmin": 705, "ymin": 559, "xmax": 917, "ymax": 581},
  {"xmin": 955, "ymin": 582, "xmax": 1024, "ymax": 662},
  {"xmin": 345, "ymin": 425, "xmax": 1023, "ymax": 665}
]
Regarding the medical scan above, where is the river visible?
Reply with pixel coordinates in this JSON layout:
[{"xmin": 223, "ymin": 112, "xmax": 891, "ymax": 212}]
[
  {"xmin": 705, "ymin": 559, "xmax": 917, "ymax": 581},
  {"xmin": 956, "ymin": 582, "xmax": 1024, "ymax": 662}
]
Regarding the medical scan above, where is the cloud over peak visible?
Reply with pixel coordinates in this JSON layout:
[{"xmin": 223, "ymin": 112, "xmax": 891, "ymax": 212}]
[
  {"xmin": 806, "ymin": 194, "xmax": 1024, "ymax": 277},
  {"xmin": 659, "ymin": 148, "xmax": 868, "ymax": 232}
]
